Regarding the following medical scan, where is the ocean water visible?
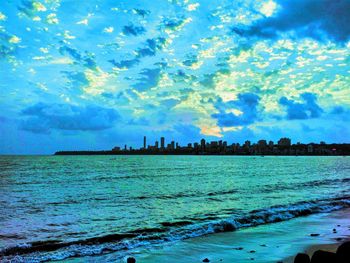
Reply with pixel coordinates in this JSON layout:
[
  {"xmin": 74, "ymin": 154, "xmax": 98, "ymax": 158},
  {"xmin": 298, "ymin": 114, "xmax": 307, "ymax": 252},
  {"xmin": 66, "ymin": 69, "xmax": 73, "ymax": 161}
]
[{"xmin": 0, "ymin": 155, "xmax": 349, "ymax": 262}]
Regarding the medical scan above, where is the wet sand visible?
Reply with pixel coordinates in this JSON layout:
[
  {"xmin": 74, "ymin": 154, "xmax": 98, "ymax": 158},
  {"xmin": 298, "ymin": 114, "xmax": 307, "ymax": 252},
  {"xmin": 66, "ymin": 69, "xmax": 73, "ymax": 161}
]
[
  {"xmin": 122, "ymin": 208, "xmax": 350, "ymax": 263},
  {"xmin": 63, "ymin": 208, "xmax": 350, "ymax": 262}
]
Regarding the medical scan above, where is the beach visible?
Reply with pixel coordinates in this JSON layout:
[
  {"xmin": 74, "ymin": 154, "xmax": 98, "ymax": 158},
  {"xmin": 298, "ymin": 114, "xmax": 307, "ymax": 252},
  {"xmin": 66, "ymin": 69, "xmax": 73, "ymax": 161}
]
[{"xmin": 118, "ymin": 208, "xmax": 350, "ymax": 263}]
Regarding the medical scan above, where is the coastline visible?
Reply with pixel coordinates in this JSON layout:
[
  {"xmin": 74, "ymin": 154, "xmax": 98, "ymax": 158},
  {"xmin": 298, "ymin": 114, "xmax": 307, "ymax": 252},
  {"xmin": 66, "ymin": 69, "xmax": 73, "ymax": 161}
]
[
  {"xmin": 119, "ymin": 208, "xmax": 350, "ymax": 263},
  {"xmin": 58, "ymin": 208, "xmax": 350, "ymax": 262}
]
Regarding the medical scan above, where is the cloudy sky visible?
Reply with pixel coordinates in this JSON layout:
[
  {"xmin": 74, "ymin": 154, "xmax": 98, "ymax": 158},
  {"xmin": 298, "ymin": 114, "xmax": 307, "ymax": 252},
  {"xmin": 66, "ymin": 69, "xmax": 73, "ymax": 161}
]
[{"xmin": 0, "ymin": 0, "xmax": 349, "ymax": 154}]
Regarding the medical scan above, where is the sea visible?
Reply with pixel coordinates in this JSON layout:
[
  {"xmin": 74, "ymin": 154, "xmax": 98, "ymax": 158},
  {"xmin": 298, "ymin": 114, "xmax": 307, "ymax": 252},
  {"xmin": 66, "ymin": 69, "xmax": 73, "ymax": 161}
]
[{"xmin": 0, "ymin": 155, "xmax": 349, "ymax": 262}]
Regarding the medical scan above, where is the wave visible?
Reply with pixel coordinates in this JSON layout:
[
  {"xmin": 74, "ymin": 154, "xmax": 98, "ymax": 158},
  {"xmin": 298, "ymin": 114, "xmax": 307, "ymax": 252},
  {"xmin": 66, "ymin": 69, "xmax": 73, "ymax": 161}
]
[
  {"xmin": 1, "ymin": 195, "xmax": 350, "ymax": 262},
  {"xmin": 134, "ymin": 188, "xmax": 238, "ymax": 200}
]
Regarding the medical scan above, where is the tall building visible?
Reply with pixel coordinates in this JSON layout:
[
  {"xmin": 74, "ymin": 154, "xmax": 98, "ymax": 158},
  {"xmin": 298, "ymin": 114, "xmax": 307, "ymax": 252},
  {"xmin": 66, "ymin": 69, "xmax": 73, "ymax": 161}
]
[
  {"xmin": 161, "ymin": 137, "xmax": 165, "ymax": 149},
  {"xmin": 155, "ymin": 141, "xmax": 159, "ymax": 148},
  {"xmin": 143, "ymin": 136, "xmax": 146, "ymax": 149},
  {"xmin": 278, "ymin": 137, "xmax": 291, "ymax": 146},
  {"xmin": 201, "ymin": 138, "xmax": 206, "ymax": 149}
]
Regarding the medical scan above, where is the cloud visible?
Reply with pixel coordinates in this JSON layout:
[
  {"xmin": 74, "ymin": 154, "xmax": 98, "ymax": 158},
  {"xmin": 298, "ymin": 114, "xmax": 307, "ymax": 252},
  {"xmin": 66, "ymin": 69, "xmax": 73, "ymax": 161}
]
[
  {"xmin": 212, "ymin": 93, "xmax": 261, "ymax": 127},
  {"xmin": 20, "ymin": 103, "xmax": 119, "ymax": 133},
  {"xmin": 62, "ymin": 71, "xmax": 89, "ymax": 89},
  {"xmin": 122, "ymin": 24, "xmax": 146, "ymax": 36},
  {"xmin": 128, "ymin": 117, "xmax": 149, "ymax": 126},
  {"xmin": 182, "ymin": 55, "xmax": 198, "ymax": 67},
  {"xmin": 279, "ymin": 92, "xmax": 323, "ymax": 120},
  {"xmin": 233, "ymin": 0, "xmax": 350, "ymax": 43},
  {"xmin": 108, "ymin": 58, "xmax": 140, "ymax": 69},
  {"xmin": 161, "ymin": 98, "xmax": 181, "ymax": 108},
  {"xmin": 331, "ymin": 106, "xmax": 345, "ymax": 115},
  {"xmin": 132, "ymin": 9, "xmax": 150, "ymax": 17},
  {"xmin": 59, "ymin": 45, "xmax": 97, "ymax": 70},
  {"xmin": 132, "ymin": 68, "xmax": 162, "ymax": 91},
  {"xmin": 136, "ymin": 38, "xmax": 166, "ymax": 58},
  {"xmin": 162, "ymin": 17, "xmax": 191, "ymax": 32}
]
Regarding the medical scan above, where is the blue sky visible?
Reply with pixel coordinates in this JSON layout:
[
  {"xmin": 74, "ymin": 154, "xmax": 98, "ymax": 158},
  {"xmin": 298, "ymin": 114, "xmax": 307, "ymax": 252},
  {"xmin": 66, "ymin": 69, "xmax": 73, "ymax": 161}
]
[{"xmin": 0, "ymin": 0, "xmax": 349, "ymax": 154}]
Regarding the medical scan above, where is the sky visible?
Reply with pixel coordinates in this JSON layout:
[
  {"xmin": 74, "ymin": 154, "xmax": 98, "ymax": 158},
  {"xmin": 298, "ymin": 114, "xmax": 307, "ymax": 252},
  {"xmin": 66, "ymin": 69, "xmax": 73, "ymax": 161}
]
[{"xmin": 0, "ymin": 0, "xmax": 349, "ymax": 154}]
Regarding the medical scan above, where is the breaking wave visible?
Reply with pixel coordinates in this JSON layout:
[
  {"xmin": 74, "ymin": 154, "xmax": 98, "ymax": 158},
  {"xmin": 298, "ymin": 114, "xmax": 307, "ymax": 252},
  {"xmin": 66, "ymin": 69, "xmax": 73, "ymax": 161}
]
[{"xmin": 2, "ymin": 195, "xmax": 350, "ymax": 262}]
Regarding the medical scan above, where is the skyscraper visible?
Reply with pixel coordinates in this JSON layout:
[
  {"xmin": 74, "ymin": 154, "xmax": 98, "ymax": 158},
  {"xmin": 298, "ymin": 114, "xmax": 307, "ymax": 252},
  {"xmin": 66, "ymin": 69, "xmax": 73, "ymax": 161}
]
[
  {"xmin": 201, "ymin": 138, "xmax": 206, "ymax": 150},
  {"xmin": 161, "ymin": 137, "xmax": 165, "ymax": 149},
  {"xmin": 143, "ymin": 136, "xmax": 146, "ymax": 149}
]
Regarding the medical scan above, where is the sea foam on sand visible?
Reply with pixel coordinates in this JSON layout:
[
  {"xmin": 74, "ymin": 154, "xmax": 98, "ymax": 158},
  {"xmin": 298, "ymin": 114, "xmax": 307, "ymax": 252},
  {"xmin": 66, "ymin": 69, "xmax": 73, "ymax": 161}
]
[{"xmin": 116, "ymin": 208, "xmax": 350, "ymax": 263}]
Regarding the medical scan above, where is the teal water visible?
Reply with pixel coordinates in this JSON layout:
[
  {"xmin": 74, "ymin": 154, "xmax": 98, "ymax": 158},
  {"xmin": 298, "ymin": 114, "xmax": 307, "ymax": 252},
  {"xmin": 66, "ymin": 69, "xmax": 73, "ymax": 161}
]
[{"xmin": 0, "ymin": 156, "xmax": 349, "ymax": 261}]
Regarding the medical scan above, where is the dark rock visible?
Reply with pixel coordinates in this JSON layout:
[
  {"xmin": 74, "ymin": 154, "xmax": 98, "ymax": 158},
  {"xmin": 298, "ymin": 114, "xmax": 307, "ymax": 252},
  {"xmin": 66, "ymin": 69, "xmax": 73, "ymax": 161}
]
[
  {"xmin": 310, "ymin": 250, "xmax": 337, "ymax": 263},
  {"xmin": 294, "ymin": 253, "xmax": 310, "ymax": 263},
  {"xmin": 249, "ymin": 250, "xmax": 256, "ymax": 253},
  {"xmin": 127, "ymin": 257, "xmax": 136, "ymax": 263},
  {"xmin": 336, "ymin": 241, "xmax": 350, "ymax": 262},
  {"xmin": 260, "ymin": 244, "xmax": 267, "ymax": 247},
  {"xmin": 336, "ymin": 238, "xmax": 342, "ymax": 241},
  {"xmin": 310, "ymin": 233, "xmax": 320, "ymax": 237},
  {"xmin": 233, "ymin": 247, "xmax": 244, "ymax": 250},
  {"xmin": 203, "ymin": 258, "xmax": 210, "ymax": 262}
]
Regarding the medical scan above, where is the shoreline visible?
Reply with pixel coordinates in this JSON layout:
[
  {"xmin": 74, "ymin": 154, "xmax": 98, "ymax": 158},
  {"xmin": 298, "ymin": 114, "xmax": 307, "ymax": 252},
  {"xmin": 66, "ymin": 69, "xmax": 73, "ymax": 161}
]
[
  {"xmin": 117, "ymin": 208, "xmax": 350, "ymax": 263},
  {"xmin": 2, "ymin": 207, "xmax": 350, "ymax": 262}
]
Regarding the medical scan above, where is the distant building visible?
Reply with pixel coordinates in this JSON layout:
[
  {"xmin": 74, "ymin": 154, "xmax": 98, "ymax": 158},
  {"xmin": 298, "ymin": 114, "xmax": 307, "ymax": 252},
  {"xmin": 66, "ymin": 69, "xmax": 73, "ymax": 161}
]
[
  {"xmin": 278, "ymin": 137, "xmax": 291, "ymax": 146},
  {"xmin": 244, "ymin": 140, "xmax": 251, "ymax": 147},
  {"xmin": 201, "ymin": 138, "xmax": 206, "ymax": 149},
  {"xmin": 161, "ymin": 137, "xmax": 165, "ymax": 149},
  {"xmin": 155, "ymin": 141, "xmax": 159, "ymax": 148},
  {"xmin": 258, "ymin": 140, "xmax": 267, "ymax": 147},
  {"xmin": 143, "ymin": 136, "xmax": 146, "ymax": 149},
  {"xmin": 112, "ymin": 146, "xmax": 120, "ymax": 151},
  {"xmin": 268, "ymin": 141, "xmax": 274, "ymax": 147},
  {"xmin": 171, "ymin": 141, "xmax": 175, "ymax": 150},
  {"xmin": 210, "ymin": 141, "xmax": 218, "ymax": 147},
  {"xmin": 308, "ymin": 144, "xmax": 313, "ymax": 153}
]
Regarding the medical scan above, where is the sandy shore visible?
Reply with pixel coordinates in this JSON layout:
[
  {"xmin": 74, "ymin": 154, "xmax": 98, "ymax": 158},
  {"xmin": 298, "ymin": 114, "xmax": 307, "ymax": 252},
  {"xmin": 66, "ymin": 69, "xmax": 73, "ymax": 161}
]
[
  {"xmin": 63, "ymin": 208, "xmax": 350, "ymax": 262},
  {"xmin": 123, "ymin": 208, "xmax": 350, "ymax": 263}
]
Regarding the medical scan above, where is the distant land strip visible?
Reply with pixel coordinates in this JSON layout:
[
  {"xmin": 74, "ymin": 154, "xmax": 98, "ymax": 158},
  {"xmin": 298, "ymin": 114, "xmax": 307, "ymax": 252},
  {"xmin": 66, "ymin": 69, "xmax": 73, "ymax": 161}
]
[{"xmin": 55, "ymin": 143, "xmax": 350, "ymax": 156}]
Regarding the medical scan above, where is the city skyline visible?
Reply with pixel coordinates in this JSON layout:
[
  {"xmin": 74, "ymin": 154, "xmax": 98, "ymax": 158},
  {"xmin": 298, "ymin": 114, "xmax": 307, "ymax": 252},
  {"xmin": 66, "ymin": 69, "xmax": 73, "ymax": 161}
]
[
  {"xmin": 1, "ymin": 0, "xmax": 350, "ymax": 154},
  {"xmin": 55, "ymin": 135, "xmax": 350, "ymax": 156}
]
